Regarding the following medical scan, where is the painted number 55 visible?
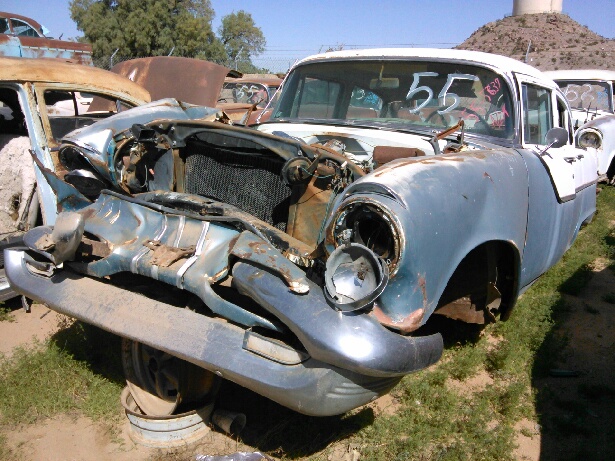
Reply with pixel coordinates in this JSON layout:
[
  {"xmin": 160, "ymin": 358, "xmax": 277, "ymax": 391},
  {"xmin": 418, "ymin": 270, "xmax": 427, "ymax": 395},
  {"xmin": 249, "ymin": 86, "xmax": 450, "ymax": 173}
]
[{"xmin": 406, "ymin": 72, "xmax": 479, "ymax": 114}]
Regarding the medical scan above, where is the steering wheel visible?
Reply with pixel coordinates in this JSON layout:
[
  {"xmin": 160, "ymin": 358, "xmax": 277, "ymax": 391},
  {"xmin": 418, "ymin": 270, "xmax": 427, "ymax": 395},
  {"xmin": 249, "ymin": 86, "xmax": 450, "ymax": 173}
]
[
  {"xmin": 424, "ymin": 109, "xmax": 448, "ymax": 126},
  {"xmin": 457, "ymin": 108, "xmax": 498, "ymax": 136}
]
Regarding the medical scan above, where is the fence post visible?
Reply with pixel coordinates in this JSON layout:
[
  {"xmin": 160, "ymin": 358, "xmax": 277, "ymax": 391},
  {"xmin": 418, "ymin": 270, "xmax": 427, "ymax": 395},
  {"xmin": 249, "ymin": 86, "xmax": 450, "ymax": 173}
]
[{"xmin": 110, "ymin": 48, "xmax": 119, "ymax": 69}]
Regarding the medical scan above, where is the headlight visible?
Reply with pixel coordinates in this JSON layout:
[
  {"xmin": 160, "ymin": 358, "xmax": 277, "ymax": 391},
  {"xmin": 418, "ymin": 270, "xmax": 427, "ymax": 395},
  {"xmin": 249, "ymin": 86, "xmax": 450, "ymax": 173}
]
[
  {"xmin": 329, "ymin": 198, "xmax": 403, "ymax": 276},
  {"xmin": 577, "ymin": 128, "xmax": 603, "ymax": 150}
]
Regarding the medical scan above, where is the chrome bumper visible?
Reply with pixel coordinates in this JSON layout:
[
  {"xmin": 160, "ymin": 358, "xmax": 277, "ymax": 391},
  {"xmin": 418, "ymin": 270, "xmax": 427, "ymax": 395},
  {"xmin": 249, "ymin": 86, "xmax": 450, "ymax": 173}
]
[{"xmin": 5, "ymin": 249, "xmax": 442, "ymax": 415}]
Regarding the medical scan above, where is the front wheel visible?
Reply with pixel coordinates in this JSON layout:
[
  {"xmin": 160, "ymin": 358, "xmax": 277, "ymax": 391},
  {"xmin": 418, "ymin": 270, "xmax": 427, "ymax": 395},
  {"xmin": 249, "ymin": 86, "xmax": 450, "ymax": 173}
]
[{"xmin": 121, "ymin": 338, "xmax": 220, "ymax": 416}]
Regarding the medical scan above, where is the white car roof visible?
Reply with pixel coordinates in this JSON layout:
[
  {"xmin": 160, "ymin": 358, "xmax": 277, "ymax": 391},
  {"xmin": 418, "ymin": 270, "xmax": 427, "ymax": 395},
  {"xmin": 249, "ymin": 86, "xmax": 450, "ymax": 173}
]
[
  {"xmin": 294, "ymin": 48, "xmax": 548, "ymax": 82},
  {"xmin": 544, "ymin": 69, "xmax": 615, "ymax": 82}
]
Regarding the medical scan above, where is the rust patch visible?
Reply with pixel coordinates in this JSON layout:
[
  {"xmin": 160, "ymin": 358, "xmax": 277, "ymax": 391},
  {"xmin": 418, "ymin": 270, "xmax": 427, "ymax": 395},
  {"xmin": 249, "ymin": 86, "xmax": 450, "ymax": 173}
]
[
  {"xmin": 371, "ymin": 305, "xmax": 425, "ymax": 334},
  {"xmin": 143, "ymin": 240, "xmax": 196, "ymax": 267},
  {"xmin": 435, "ymin": 297, "xmax": 487, "ymax": 324},
  {"xmin": 483, "ymin": 172, "xmax": 494, "ymax": 183},
  {"xmin": 417, "ymin": 274, "xmax": 428, "ymax": 309},
  {"xmin": 77, "ymin": 237, "xmax": 111, "ymax": 258},
  {"xmin": 248, "ymin": 240, "xmax": 267, "ymax": 254}
]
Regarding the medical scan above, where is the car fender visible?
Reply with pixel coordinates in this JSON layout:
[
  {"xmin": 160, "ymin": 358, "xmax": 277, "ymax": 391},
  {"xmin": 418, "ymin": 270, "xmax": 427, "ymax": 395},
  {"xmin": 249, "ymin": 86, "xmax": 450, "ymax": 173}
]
[{"xmin": 329, "ymin": 148, "xmax": 529, "ymax": 329}]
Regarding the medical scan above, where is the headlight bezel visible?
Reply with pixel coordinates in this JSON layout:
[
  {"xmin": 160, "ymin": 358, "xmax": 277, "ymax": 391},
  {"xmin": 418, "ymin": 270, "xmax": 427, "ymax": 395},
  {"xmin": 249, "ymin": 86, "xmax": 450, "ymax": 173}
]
[
  {"xmin": 327, "ymin": 197, "xmax": 404, "ymax": 276},
  {"xmin": 577, "ymin": 128, "xmax": 603, "ymax": 150}
]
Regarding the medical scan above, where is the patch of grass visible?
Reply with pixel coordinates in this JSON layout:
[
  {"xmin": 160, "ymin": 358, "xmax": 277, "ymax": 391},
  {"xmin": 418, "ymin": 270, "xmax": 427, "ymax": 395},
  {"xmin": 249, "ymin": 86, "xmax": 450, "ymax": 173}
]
[
  {"xmin": 559, "ymin": 263, "xmax": 593, "ymax": 295},
  {"xmin": 441, "ymin": 343, "xmax": 486, "ymax": 381},
  {"xmin": 0, "ymin": 342, "xmax": 122, "ymax": 425},
  {"xmin": 0, "ymin": 322, "xmax": 125, "ymax": 427},
  {"xmin": 0, "ymin": 433, "xmax": 18, "ymax": 461},
  {"xmin": 0, "ymin": 305, "xmax": 15, "ymax": 322}
]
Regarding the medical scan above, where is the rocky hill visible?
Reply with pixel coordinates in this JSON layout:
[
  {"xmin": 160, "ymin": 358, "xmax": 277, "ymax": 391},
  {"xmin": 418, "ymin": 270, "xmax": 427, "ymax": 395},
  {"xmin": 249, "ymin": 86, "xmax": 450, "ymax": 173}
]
[{"xmin": 456, "ymin": 13, "xmax": 614, "ymax": 71}]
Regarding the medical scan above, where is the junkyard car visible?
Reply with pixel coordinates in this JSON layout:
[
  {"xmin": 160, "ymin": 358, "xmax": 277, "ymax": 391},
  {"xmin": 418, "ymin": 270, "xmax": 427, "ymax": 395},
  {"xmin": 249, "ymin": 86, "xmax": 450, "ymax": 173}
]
[
  {"xmin": 545, "ymin": 69, "xmax": 615, "ymax": 181},
  {"xmin": 0, "ymin": 56, "xmax": 150, "ymax": 299},
  {"xmin": 0, "ymin": 11, "xmax": 93, "ymax": 65},
  {"xmin": 4, "ymin": 49, "xmax": 597, "ymax": 416}
]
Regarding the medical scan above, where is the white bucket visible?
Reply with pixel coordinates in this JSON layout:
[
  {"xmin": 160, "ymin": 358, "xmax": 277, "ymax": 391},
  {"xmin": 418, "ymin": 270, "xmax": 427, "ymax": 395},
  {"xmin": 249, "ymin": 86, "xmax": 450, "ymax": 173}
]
[{"xmin": 121, "ymin": 386, "xmax": 214, "ymax": 448}]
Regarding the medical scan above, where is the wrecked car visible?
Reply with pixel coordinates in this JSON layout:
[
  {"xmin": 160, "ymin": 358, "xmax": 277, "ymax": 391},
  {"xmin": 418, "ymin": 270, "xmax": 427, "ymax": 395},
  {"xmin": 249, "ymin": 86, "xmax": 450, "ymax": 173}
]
[
  {"xmin": 0, "ymin": 11, "xmax": 93, "ymax": 65},
  {"xmin": 545, "ymin": 69, "xmax": 615, "ymax": 182},
  {"xmin": 4, "ymin": 49, "xmax": 597, "ymax": 417},
  {"xmin": 0, "ymin": 56, "xmax": 150, "ymax": 299}
]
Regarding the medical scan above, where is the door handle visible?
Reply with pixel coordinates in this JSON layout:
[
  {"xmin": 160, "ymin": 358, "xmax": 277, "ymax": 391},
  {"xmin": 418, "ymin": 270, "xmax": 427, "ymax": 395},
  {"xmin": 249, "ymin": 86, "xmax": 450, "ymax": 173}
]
[{"xmin": 564, "ymin": 157, "xmax": 576, "ymax": 163}]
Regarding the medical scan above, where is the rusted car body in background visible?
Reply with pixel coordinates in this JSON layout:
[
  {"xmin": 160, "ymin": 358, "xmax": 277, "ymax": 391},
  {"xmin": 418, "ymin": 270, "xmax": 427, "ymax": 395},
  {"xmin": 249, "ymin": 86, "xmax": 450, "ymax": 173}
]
[
  {"xmin": 546, "ymin": 69, "xmax": 615, "ymax": 182},
  {"xmin": 0, "ymin": 11, "xmax": 92, "ymax": 65},
  {"xmin": 0, "ymin": 56, "xmax": 150, "ymax": 299},
  {"xmin": 111, "ymin": 56, "xmax": 268, "ymax": 126},
  {"xmin": 111, "ymin": 56, "xmax": 230, "ymax": 108},
  {"xmin": 4, "ymin": 49, "xmax": 597, "ymax": 417}
]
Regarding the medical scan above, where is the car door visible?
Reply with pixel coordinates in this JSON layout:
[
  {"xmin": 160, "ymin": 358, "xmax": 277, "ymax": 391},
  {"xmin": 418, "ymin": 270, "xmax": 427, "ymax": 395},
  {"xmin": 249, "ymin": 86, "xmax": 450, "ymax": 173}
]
[
  {"xmin": 515, "ymin": 74, "xmax": 592, "ymax": 285},
  {"xmin": 555, "ymin": 91, "xmax": 598, "ymax": 193},
  {"xmin": 518, "ymin": 78, "xmax": 577, "ymax": 202}
]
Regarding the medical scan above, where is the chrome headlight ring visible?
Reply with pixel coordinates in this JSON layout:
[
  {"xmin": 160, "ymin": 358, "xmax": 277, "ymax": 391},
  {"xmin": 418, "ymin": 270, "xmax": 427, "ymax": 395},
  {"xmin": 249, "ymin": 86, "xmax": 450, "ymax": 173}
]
[
  {"xmin": 328, "ymin": 197, "xmax": 404, "ymax": 277},
  {"xmin": 577, "ymin": 127, "xmax": 603, "ymax": 150}
]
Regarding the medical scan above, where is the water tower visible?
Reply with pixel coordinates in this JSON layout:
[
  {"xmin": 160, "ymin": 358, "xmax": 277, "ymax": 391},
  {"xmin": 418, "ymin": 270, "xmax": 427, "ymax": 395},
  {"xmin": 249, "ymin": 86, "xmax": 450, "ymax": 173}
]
[{"xmin": 513, "ymin": 0, "xmax": 563, "ymax": 15}]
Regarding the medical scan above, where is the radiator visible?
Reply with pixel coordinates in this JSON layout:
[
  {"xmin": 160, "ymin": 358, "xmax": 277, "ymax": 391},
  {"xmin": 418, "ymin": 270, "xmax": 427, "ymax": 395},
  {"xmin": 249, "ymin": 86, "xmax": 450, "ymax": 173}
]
[{"xmin": 184, "ymin": 146, "xmax": 291, "ymax": 230}]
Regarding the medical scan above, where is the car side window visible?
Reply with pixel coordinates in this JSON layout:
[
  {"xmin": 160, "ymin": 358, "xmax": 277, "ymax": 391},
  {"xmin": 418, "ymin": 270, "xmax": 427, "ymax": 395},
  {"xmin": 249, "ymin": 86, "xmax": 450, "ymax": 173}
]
[
  {"xmin": 556, "ymin": 94, "xmax": 574, "ymax": 144},
  {"xmin": 0, "ymin": 87, "xmax": 27, "ymax": 135},
  {"xmin": 11, "ymin": 19, "xmax": 40, "ymax": 37},
  {"xmin": 43, "ymin": 89, "xmax": 134, "ymax": 142},
  {"xmin": 0, "ymin": 18, "xmax": 9, "ymax": 34},
  {"xmin": 522, "ymin": 83, "xmax": 553, "ymax": 145}
]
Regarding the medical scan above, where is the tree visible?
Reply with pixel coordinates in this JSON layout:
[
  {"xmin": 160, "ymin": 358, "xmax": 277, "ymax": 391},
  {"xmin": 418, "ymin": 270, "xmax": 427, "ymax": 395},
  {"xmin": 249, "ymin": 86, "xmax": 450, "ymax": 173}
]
[
  {"xmin": 69, "ymin": 0, "xmax": 225, "ymax": 62},
  {"xmin": 218, "ymin": 10, "xmax": 266, "ymax": 71}
]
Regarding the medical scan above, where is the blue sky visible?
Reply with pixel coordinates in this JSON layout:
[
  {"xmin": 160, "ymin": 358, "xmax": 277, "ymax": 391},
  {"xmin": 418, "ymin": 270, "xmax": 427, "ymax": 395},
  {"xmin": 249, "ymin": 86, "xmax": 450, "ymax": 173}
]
[{"xmin": 3, "ymin": 0, "xmax": 614, "ymax": 68}]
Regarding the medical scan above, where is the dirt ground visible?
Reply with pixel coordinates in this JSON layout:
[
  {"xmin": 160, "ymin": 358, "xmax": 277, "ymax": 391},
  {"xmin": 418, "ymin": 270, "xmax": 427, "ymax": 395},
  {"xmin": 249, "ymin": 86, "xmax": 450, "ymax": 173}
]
[
  {"xmin": 1, "ymin": 258, "xmax": 614, "ymax": 460},
  {"xmin": 0, "ymin": 304, "xmax": 245, "ymax": 461}
]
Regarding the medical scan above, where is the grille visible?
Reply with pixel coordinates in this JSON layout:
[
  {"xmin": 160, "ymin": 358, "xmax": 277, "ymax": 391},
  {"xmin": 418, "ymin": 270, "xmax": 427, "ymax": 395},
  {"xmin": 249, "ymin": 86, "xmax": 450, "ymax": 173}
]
[{"xmin": 185, "ymin": 147, "xmax": 291, "ymax": 230}]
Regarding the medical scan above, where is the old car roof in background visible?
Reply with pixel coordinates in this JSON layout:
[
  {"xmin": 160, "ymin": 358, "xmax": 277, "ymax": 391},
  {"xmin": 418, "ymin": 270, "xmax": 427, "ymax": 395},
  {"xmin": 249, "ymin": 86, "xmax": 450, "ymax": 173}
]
[
  {"xmin": 0, "ymin": 56, "xmax": 151, "ymax": 102},
  {"xmin": 295, "ymin": 48, "xmax": 548, "ymax": 82},
  {"xmin": 224, "ymin": 75, "xmax": 283, "ymax": 85},
  {"xmin": 0, "ymin": 11, "xmax": 44, "ymax": 33},
  {"xmin": 111, "ymin": 56, "xmax": 229, "ymax": 107},
  {"xmin": 544, "ymin": 69, "xmax": 615, "ymax": 81}
]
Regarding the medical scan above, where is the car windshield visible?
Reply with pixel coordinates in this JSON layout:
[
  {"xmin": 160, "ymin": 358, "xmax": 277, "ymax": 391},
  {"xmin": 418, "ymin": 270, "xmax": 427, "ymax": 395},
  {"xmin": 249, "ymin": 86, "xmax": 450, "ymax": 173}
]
[
  {"xmin": 556, "ymin": 80, "xmax": 613, "ymax": 113},
  {"xmin": 270, "ymin": 59, "xmax": 515, "ymax": 139}
]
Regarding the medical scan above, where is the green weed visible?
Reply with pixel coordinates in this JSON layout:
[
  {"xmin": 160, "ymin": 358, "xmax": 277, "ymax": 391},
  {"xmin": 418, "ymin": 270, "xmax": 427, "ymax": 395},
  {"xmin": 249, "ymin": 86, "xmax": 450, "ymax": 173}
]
[{"xmin": 0, "ymin": 305, "xmax": 14, "ymax": 322}]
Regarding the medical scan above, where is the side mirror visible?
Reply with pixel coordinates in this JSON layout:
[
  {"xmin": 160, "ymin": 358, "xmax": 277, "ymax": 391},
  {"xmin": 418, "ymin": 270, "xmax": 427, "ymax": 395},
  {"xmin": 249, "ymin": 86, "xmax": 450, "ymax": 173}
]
[{"xmin": 544, "ymin": 127, "xmax": 569, "ymax": 148}]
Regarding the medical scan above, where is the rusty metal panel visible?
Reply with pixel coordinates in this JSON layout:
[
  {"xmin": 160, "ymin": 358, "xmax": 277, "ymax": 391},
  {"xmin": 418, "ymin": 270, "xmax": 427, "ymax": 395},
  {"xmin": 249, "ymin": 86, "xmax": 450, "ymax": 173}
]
[
  {"xmin": 1, "ymin": 12, "xmax": 93, "ymax": 67},
  {"xmin": 111, "ymin": 56, "xmax": 230, "ymax": 107},
  {"xmin": 0, "ymin": 57, "xmax": 150, "ymax": 103},
  {"xmin": 15, "ymin": 35, "xmax": 93, "ymax": 66}
]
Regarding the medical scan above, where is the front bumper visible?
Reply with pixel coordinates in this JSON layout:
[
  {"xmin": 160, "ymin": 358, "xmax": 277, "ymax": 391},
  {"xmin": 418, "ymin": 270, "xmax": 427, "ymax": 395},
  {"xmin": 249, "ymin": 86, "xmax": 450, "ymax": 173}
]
[
  {"xmin": 5, "ymin": 247, "xmax": 442, "ymax": 415},
  {"xmin": 4, "ymin": 190, "xmax": 442, "ymax": 415}
]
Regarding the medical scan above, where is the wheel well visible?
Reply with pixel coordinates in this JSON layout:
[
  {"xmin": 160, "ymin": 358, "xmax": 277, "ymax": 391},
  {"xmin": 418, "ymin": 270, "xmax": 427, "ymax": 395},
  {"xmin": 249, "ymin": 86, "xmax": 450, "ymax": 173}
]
[
  {"xmin": 606, "ymin": 156, "xmax": 615, "ymax": 182},
  {"xmin": 435, "ymin": 241, "xmax": 519, "ymax": 323}
]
